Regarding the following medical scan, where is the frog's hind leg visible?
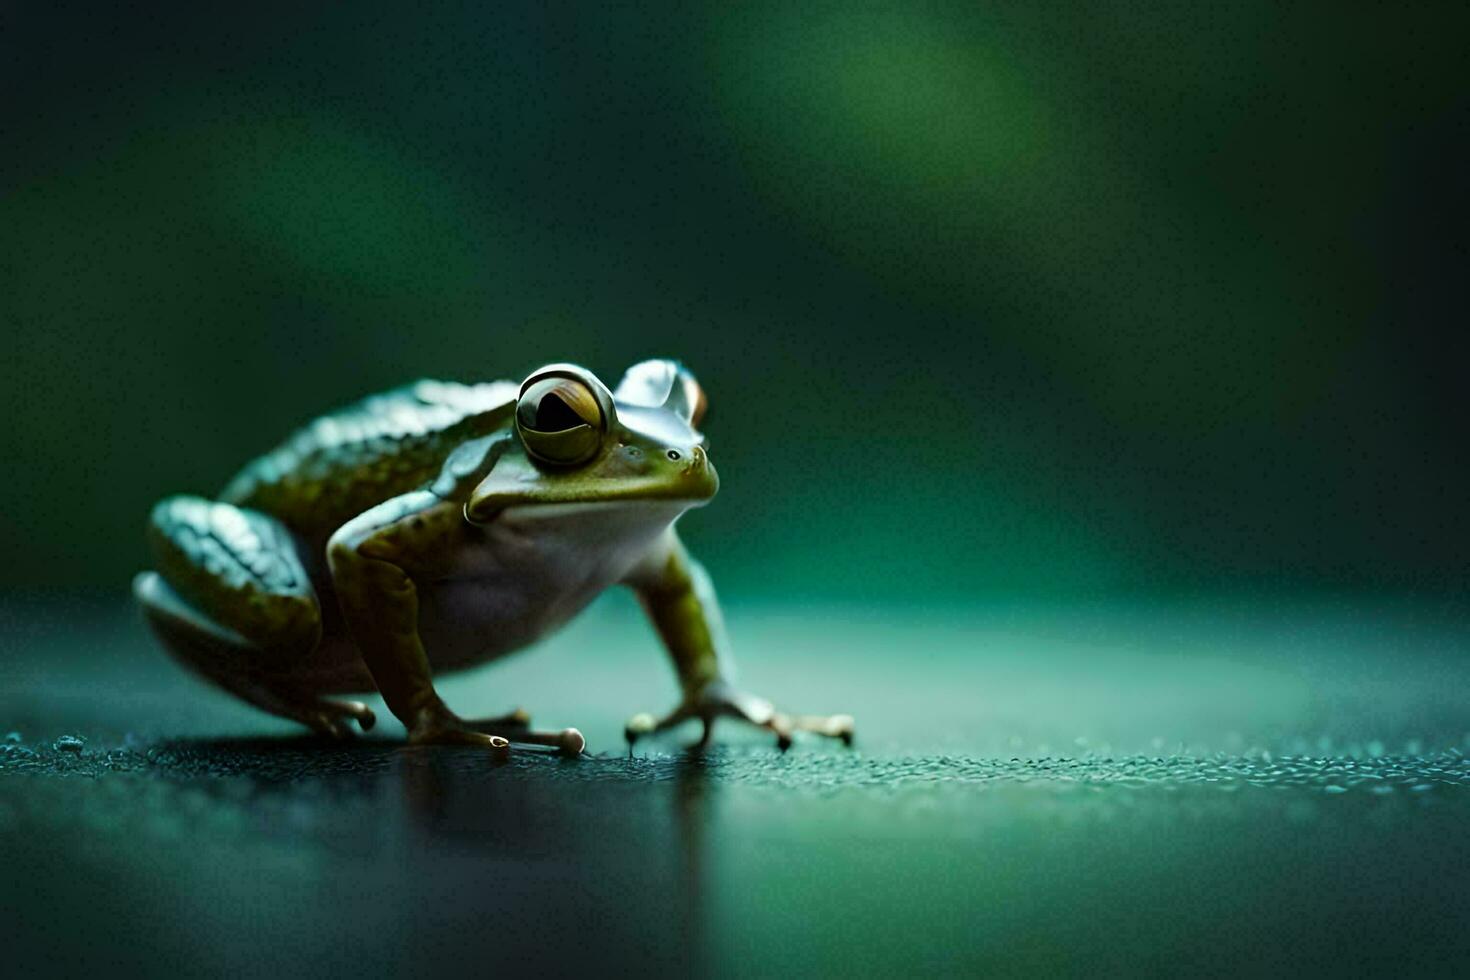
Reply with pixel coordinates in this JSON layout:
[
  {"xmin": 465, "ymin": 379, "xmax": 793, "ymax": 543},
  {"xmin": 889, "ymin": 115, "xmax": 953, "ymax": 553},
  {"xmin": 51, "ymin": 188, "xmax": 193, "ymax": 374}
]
[
  {"xmin": 135, "ymin": 570, "xmax": 374, "ymax": 737},
  {"xmin": 135, "ymin": 496, "xmax": 374, "ymax": 738}
]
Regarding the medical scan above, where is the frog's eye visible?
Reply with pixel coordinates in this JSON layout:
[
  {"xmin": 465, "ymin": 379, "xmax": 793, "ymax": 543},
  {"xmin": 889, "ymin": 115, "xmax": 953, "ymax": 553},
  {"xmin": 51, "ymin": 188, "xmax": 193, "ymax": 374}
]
[{"xmin": 516, "ymin": 376, "xmax": 608, "ymax": 466}]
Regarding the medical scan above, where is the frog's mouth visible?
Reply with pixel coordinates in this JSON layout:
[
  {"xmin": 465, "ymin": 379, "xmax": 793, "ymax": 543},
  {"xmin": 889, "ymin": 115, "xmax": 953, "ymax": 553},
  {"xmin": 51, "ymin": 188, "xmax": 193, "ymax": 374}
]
[
  {"xmin": 465, "ymin": 456, "xmax": 718, "ymax": 524},
  {"xmin": 493, "ymin": 498, "xmax": 711, "ymax": 526}
]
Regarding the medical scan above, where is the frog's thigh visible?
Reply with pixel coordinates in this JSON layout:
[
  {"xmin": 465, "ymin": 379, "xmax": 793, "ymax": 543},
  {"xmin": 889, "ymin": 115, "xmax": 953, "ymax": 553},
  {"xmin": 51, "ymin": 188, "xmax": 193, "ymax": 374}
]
[
  {"xmin": 144, "ymin": 495, "xmax": 321, "ymax": 665},
  {"xmin": 134, "ymin": 570, "xmax": 299, "ymax": 702},
  {"xmin": 135, "ymin": 570, "xmax": 372, "ymax": 736}
]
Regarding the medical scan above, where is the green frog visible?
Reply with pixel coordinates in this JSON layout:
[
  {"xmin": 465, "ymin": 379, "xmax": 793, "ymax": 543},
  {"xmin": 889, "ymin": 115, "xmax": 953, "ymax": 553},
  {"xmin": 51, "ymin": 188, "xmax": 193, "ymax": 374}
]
[{"xmin": 133, "ymin": 360, "xmax": 853, "ymax": 757}]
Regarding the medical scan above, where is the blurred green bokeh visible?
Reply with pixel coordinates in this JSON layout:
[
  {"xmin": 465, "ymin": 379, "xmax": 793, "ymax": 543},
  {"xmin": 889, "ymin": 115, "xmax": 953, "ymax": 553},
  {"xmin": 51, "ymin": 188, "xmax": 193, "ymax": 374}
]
[{"xmin": 2, "ymin": 3, "xmax": 1465, "ymax": 600}]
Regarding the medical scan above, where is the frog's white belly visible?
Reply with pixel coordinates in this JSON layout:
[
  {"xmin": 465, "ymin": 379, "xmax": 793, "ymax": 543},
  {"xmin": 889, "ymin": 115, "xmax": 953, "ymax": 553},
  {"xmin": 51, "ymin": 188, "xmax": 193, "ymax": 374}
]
[{"xmin": 411, "ymin": 502, "xmax": 686, "ymax": 674}]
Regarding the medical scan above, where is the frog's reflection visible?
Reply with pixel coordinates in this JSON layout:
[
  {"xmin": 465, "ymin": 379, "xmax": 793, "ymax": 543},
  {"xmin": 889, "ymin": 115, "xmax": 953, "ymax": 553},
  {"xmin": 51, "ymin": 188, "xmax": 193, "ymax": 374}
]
[
  {"xmin": 155, "ymin": 736, "xmax": 717, "ymax": 972},
  {"xmin": 671, "ymin": 749, "xmax": 714, "ymax": 969},
  {"xmin": 397, "ymin": 746, "xmax": 715, "ymax": 973}
]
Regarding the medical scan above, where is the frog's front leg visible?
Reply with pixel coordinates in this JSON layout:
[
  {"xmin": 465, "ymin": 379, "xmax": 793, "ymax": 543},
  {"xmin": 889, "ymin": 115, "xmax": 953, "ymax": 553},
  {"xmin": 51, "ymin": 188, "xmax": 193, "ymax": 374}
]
[
  {"xmin": 328, "ymin": 490, "xmax": 585, "ymax": 757},
  {"xmin": 623, "ymin": 530, "xmax": 854, "ymax": 751}
]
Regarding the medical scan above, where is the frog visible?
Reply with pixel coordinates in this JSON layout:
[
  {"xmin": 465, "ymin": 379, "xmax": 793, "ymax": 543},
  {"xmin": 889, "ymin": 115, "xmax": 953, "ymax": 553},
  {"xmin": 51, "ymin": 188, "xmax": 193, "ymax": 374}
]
[{"xmin": 133, "ymin": 359, "xmax": 853, "ymax": 757}]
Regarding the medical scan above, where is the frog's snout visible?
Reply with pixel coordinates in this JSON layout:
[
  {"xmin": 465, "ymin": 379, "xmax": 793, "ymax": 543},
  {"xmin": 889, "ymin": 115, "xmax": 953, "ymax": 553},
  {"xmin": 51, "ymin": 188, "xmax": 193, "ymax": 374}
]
[
  {"xmin": 664, "ymin": 444, "xmax": 708, "ymax": 469},
  {"xmin": 685, "ymin": 445, "xmax": 719, "ymax": 497},
  {"xmin": 685, "ymin": 444, "xmax": 713, "ymax": 477}
]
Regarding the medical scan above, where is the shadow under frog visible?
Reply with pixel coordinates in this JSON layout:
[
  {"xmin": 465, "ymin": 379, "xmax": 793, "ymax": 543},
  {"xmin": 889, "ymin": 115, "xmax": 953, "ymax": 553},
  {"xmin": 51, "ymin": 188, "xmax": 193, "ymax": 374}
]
[{"xmin": 134, "ymin": 360, "xmax": 853, "ymax": 757}]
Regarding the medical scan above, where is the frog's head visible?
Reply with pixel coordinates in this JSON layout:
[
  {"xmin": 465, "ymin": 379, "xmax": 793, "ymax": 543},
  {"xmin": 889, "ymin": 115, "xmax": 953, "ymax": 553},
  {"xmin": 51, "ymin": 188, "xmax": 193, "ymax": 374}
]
[{"xmin": 465, "ymin": 360, "xmax": 718, "ymax": 521}]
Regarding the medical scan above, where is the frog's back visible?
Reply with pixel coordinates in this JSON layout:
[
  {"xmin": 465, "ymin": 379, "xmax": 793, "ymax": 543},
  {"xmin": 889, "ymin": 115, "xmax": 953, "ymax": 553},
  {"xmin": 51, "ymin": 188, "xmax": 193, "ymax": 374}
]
[{"xmin": 221, "ymin": 379, "xmax": 517, "ymax": 535}]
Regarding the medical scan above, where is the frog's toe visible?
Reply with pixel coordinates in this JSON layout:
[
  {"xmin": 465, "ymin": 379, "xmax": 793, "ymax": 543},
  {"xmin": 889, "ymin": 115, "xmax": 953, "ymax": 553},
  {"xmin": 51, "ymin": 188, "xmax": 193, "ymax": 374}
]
[
  {"xmin": 297, "ymin": 699, "xmax": 376, "ymax": 739},
  {"xmin": 718, "ymin": 692, "xmax": 854, "ymax": 750},
  {"xmin": 407, "ymin": 725, "xmax": 513, "ymax": 760},
  {"xmin": 330, "ymin": 699, "xmax": 376, "ymax": 732},
  {"xmin": 822, "ymin": 715, "xmax": 855, "ymax": 747},
  {"xmin": 624, "ymin": 711, "xmax": 659, "ymax": 745},
  {"xmin": 786, "ymin": 713, "xmax": 855, "ymax": 747},
  {"xmin": 474, "ymin": 721, "xmax": 586, "ymax": 756},
  {"xmin": 465, "ymin": 707, "xmax": 531, "ymax": 729},
  {"xmin": 752, "ymin": 711, "xmax": 855, "ymax": 750},
  {"xmin": 561, "ymin": 728, "xmax": 586, "ymax": 755},
  {"xmin": 624, "ymin": 705, "xmax": 694, "ymax": 748},
  {"xmin": 302, "ymin": 712, "xmax": 355, "ymax": 740}
]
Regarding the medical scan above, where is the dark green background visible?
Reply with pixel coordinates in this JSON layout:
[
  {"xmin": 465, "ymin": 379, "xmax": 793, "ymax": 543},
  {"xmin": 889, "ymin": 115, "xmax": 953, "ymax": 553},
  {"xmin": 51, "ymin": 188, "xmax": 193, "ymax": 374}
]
[
  {"xmin": 5, "ymin": 9, "xmax": 1470, "ymax": 973},
  {"xmin": 3, "ymin": 3, "xmax": 1465, "ymax": 600}
]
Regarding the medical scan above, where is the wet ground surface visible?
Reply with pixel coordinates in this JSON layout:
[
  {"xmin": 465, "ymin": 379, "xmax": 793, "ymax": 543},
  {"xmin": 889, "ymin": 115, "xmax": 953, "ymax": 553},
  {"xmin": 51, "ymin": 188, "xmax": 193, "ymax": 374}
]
[{"xmin": 4, "ymin": 594, "xmax": 1470, "ymax": 975}]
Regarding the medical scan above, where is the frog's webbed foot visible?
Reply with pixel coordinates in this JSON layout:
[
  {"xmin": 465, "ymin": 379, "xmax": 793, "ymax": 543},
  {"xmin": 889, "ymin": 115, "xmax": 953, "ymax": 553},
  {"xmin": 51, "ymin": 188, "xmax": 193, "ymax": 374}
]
[
  {"xmin": 626, "ymin": 682, "xmax": 854, "ymax": 752},
  {"xmin": 463, "ymin": 710, "xmax": 586, "ymax": 756}
]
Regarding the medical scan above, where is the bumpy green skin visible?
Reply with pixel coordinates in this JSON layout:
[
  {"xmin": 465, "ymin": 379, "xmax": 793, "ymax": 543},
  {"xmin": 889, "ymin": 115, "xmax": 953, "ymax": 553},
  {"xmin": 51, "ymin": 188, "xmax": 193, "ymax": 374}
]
[
  {"xmin": 146, "ymin": 496, "xmax": 319, "ymax": 663},
  {"xmin": 219, "ymin": 380, "xmax": 517, "ymax": 539},
  {"xmin": 143, "ymin": 380, "xmax": 518, "ymax": 674},
  {"xmin": 135, "ymin": 361, "xmax": 853, "ymax": 753}
]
